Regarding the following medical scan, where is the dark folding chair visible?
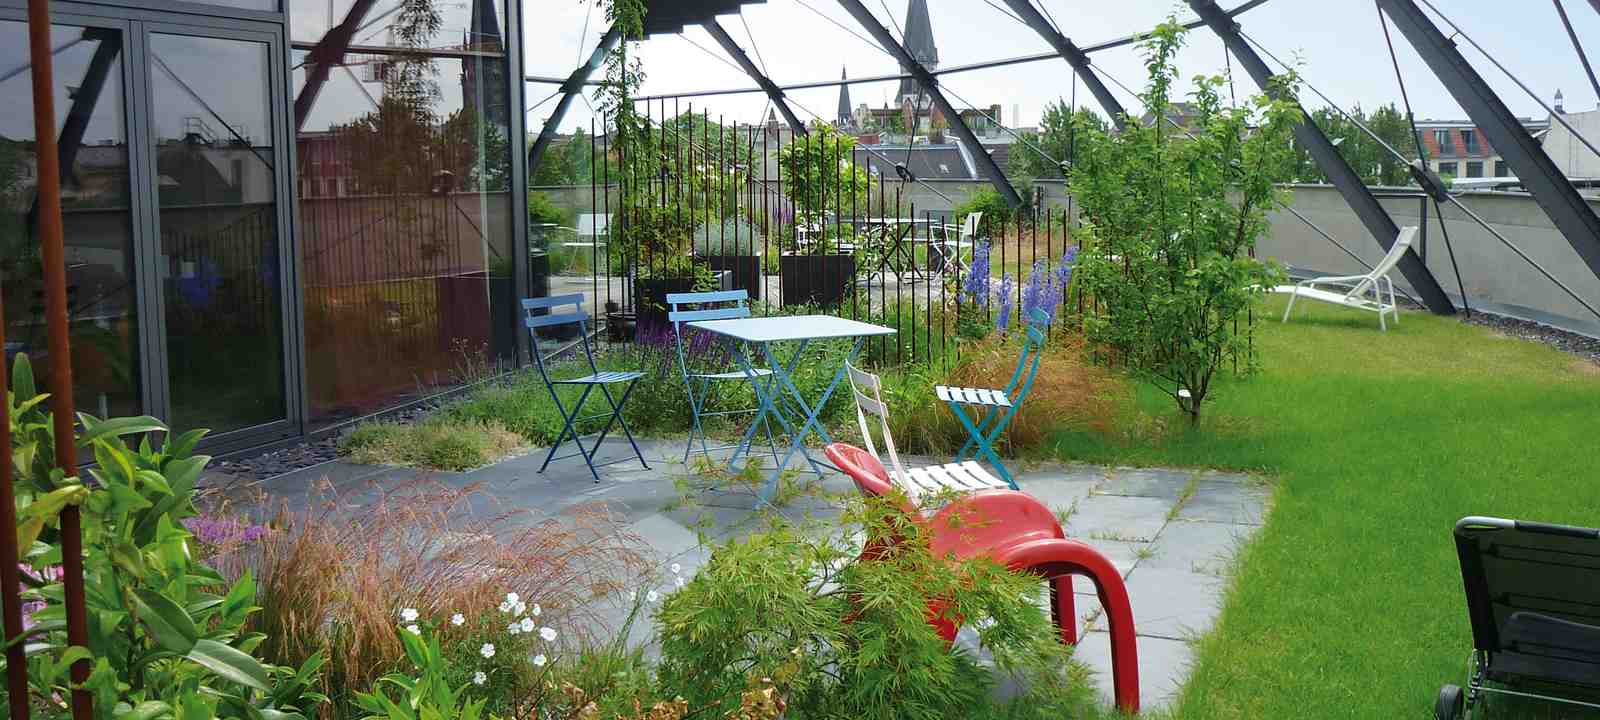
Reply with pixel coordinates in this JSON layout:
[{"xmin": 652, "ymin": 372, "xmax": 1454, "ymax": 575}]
[
  {"xmin": 523, "ymin": 295, "xmax": 649, "ymax": 482},
  {"xmin": 1437, "ymin": 516, "xmax": 1600, "ymax": 719}
]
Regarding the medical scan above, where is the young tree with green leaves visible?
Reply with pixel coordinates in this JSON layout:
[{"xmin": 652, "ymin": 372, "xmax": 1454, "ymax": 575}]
[
  {"xmin": 1008, "ymin": 100, "xmax": 1108, "ymax": 183},
  {"xmin": 1072, "ymin": 19, "xmax": 1298, "ymax": 424}
]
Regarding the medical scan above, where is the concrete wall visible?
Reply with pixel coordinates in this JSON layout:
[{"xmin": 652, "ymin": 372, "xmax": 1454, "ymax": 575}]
[
  {"xmin": 1544, "ymin": 109, "xmax": 1600, "ymax": 178},
  {"xmin": 1263, "ymin": 184, "xmax": 1600, "ymax": 336}
]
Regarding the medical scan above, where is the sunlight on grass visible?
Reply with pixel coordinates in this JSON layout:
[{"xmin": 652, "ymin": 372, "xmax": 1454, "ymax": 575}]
[{"xmin": 1048, "ymin": 297, "xmax": 1600, "ymax": 718}]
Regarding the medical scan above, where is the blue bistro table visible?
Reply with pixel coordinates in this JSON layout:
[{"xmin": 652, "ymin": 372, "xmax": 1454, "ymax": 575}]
[{"xmin": 687, "ymin": 315, "xmax": 896, "ymax": 501}]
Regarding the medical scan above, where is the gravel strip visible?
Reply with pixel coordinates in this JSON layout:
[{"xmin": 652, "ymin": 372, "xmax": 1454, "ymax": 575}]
[{"xmin": 1464, "ymin": 312, "xmax": 1600, "ymax": 365}]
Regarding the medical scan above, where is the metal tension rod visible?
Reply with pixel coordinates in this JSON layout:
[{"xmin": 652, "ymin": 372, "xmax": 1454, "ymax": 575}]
[
  {"xmin": 833, "ymin": 0, "xmax": 1023, "ymax": 208},
  {"xmin": 702, "ymin": 19, "xmax": 807, "ymax": 136},
  {"xmin": 999, "ymin": 0, "xmax": 1128, "ymax": 129},
  {"xmin": 1377, "ymin": 0, "xmax": 1600, "ymax": 285},
  {"xmin": 1189, "ymin": 0, "xmax": 1456, "ymax": 315},
  {"xmin": 529, "ymin": 26, "xmax": 620, "ymax": 177}
]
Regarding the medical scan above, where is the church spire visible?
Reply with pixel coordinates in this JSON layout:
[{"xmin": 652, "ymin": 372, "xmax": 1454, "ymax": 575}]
[
  {"xmin": 897, "ymin": 0, "xmax": 938, "ymax": 107},
  {"xmin": 837, "ymin": 67, "xmax": 853, "ymax": 128}
]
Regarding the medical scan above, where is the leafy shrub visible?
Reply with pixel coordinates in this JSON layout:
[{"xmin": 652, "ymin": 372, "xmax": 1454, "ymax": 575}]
[
  {"xmin": 3, "ymin": 354, "xmax": 324, "ymax": 719},
  {"xmin": 529, "ymin": 190, "xmax": 574, "ymax": 227},
  {"xmin": 654, "ymin": 496, "xmax": 1098, "ymax": 720},
  {"xmin": 954, "ymin": 188, "xmax": 1014, "ymax": 238},
  {"xmin": 1071, "ymin": 19, "xmax": 1294, "ymax": 423}
]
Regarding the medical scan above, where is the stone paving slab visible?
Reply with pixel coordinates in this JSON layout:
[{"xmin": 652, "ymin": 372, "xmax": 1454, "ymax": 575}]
[
  {"xmin": 1072, "ymin": 630, "xmax": 1193, "ymax": 710},
  {"xmin": 1143, "ymin": 519, "xmax": 1249, "ymax": 575},
  {"xmin": 1120, "ymin": 567, "xmax": 1226, "ymax": 641},
  {"xmin": 1174, "ymin": 480, "xmax": 1270, "ymax": 526},
  {"xmin": 1096, "ymin": 467, "xmax": 1196, "ymax": 502},
  {"xmin": 1063, "ymin": 494, "xmax": 1172, "ymax": 543}
]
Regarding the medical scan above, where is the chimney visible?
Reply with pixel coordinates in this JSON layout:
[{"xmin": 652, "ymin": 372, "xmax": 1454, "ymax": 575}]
[{"xmin": 1554, "ymin": 88, "xmax": 1565, "ymax": 114}]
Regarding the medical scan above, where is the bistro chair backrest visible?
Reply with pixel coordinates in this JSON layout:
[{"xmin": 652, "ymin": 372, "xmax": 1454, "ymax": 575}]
[
  {"xmin": 845, "ymin": 361, "xmax": 916, "ymax": 501},
  {"xmin": 522, "ymin": 295, "xmax": 597, "ymax": 382},
  {"xmin": 666, "ymin": 289, "xmax": 751, "ymax": 370},
  {"xmin": 1000, "ymin": 309, "xmax": 1050, "ymax": 405}
]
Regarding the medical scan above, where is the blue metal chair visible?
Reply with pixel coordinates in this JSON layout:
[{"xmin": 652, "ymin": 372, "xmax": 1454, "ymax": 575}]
[
  {"xmin": 934, "ymin": 309, "xmax": 1049, "ymax": 489},
  {"xmin": 522, "ymin": 295, "xmax": 649, "ymax": 481},
  {"xmin": 666, "ymin": 290, "xmax": 781, "ymax": 465}
]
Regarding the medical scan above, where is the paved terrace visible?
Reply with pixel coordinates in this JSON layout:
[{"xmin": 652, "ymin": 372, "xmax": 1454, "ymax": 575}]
[{"xmin": 212, "ymin": 437, "xmax": 1268, "ymax": 711}]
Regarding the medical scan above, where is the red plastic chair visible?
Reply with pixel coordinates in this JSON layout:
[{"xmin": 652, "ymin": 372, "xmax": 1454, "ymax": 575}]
[{"xmin": 825, "ymin": 442, "xmax": 1141, "ymax": 714}]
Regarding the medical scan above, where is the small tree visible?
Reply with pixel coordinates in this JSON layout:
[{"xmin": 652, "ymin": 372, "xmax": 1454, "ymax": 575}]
[
  {"xmin": 777, "ymin": 122, "xmax": 874, "ymax": 228},
  {"xmin": 1071, "ymin": 19, "xmax": 1299, "ymax": 423}
]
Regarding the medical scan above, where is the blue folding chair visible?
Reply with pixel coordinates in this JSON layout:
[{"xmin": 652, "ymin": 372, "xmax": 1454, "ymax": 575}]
[
  {"xmin": 933, "ymin": 309, "xmax": 1049, "ymax": 489},
  {"xmin": 666, "ymin": 290, "xmax": 781, "ymax": 465},
  {"xmin": 522, "ymin": 295, "xmax": 650, "ymax": 481}
]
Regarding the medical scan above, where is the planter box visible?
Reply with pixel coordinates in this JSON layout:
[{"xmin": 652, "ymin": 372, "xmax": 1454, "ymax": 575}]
[
  {"xmin": 704, "ymin": 254, "xmax": 762, "ymax": 301},
  {"xmin": 780, "ymin": 254, "xmax": 855, "ymax": 307},
  {"xmin": 633, "ymin": 270, "xmax": 733, "ymax": 333}
]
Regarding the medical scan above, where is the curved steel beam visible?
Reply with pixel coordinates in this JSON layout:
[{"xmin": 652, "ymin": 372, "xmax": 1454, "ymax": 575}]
[
  {"xmin": 1377, "ymin": 0, "xmax": 1600, "ymax": 287},
  {"xmin": 701, "ymin": 19, "xmax": 807, "ymax": 135},
  {"xmin": 294, "ymin": 0, "xmax": 378, "ymax": 131},
  {"xmin": 1188, "ymin": 0, "xmax": 1456, "ymax": 315},
  {"xmin": 999, "ymin": 0, "xmax": 1127, "ymax": 128},
  {"xmin": 833, "ymin": 0, "xmax": 1022, "ymax": 207},
  {"xmin": 529, "ymin": 26, "xmax": 620, "ymax": 177}
]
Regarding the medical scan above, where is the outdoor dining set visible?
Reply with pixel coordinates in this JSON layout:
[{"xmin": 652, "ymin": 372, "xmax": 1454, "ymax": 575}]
[{"xmin": 516, "ymin": 285, "xmax": 1036, "ymax": 498}]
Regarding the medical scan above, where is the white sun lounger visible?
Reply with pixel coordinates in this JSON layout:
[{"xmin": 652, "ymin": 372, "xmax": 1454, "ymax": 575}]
[{"xmin": 1274, "ymin": 226, "xmax": 1418, "ymax": 331}]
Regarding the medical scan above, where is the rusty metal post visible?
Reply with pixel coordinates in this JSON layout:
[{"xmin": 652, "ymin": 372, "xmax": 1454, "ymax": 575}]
[{"xmin": 27, "ymin": 0, "xmax": 93, "ymax": 718}]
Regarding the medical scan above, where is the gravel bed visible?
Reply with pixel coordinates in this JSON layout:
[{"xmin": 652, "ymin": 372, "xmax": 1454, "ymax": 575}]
[
  {"xmin": 1464, "ymin": 312, "xmax": 1600, "ymax": 364},
  {"xmin": 206, "ymin": 405, "xmax": 435, "ymax": 486}
]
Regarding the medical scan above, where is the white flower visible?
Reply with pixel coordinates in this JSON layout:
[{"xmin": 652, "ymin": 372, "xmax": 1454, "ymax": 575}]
[
  {"xmin": 513, "ymin": 601, "xmax": 527, "ymax": 616},
  {"xmin": 520, "ymin": 617, "xmax": 535, "ymax": 634},
  {"xmin": 669, "ymin": 563, "xmax": 681, "ymax": 575},
  {"xmin": 497, "ymin": 601, "xmax": 511, "ymax": 613},
  {"xmin": 532, "ymin": 654, "xmax": 547, "ymax": 667},
  {"xmin": 675, "ymin": 576, "xmax": 686, "ymax": 589},
  {"xmin": 506, "ymin": 622, "xmax": 521, "ymax": 635},
  {"xmin": 505, "ymin": 592, "xmax": 520, "ymax": 606},
  {"xmin": 472, "ymin": 671, "xmax": 486, "ymax": 686},
  {"xmin": 480, "ymin": 643, "xmax": 496, "ymax": 659},
  {"xmin": 400, "ymin": 608, "xmax": 419, "ymax": 623},
  {"xmin": 539, "ymin": 627, "xmax": 557, "ymax": 643},
  {"xmin": 646, "ymin": 590, "xmax": 659, "ymax": 603},
  {"xmin": 530, "ymin": 603, "xmax": 541, "ymax": 617},
  {"xmin": 451, "ymin": 613, "xmax": 465, "ymax": 627},
  {"xmin": 405, "ymin": 624, "xmax": 420, "ymax": 635}
]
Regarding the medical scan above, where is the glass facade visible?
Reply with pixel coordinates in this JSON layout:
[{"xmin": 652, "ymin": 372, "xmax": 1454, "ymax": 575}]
[
  {"xmin": 149, "ymin": 32, "xmax": 287, "ymax": 432},
  {"xmin": 2, "ymin": 0, "xmax": 523, "ymax": 450},
  {"xmin": 291, "ymin": 0, "xmax": 515, "ymax": 427},
  {"xmin": 0, "ymin": 20, "xmax": 141, "ymax": 420}
]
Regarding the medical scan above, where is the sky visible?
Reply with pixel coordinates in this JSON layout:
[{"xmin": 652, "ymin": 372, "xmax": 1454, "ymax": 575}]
[{"xmin": 525, "ymin": 0, "xmax": 1600, "ymax": 135}]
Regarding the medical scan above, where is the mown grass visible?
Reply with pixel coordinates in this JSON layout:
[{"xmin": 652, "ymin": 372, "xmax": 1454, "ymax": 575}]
[{"xmin": 1046, "ymin": 297, "xmax": 1600, "ymax": 718}]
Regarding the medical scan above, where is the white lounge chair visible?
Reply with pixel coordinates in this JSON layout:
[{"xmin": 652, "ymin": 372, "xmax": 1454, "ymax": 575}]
[
  {"xmin": 845, "ymin": 361, "xmax": 1008, "ymax": 500},
  {"xmin": 1275, "ymin": 226, "xmax": 1418, "ymax": 331}
]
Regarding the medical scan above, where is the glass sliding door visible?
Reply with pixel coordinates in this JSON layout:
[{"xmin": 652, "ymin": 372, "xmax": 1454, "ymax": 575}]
[
  {"xmin": 143, "ymin": 26, "xmax": 293, "ymax": 437},
  {"xmin": 0, "ymin": 17, "xmax": 141, "ymax": 420}
]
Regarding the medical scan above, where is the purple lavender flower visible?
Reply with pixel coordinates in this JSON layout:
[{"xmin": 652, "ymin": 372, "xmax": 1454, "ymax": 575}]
[
  {"xmin": 1020, "ymin": 247, "xmax": 1079, "ymax": 326},
  {"xmin": 995, "ymin": 272, "xmax": 1016, "ymax": 333},
  {"xmin": 963, "ymin": 241, "xmax": 992, "ymax": 307},
  {"xmin": 184, "ymin": 516, "xmax": 269, "ymax": 546}
]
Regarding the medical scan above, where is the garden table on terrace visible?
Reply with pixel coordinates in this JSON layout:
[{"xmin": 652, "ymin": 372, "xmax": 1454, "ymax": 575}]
[{"xmin": 688, "ymin": 315, "xmax": 896, "ymax": 501}]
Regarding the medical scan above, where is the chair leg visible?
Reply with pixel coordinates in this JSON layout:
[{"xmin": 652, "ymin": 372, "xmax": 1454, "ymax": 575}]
[
  {"xmin": 1282, "ymin": 290, "xmax": 1297, "ymax": 323},
  {"xmin": 589, "ymin": 381, "xmax": 650, "ymax": 474},
  {"xmin": 541, "ymin": 384, "xmax": 598, "ymax": 479}
]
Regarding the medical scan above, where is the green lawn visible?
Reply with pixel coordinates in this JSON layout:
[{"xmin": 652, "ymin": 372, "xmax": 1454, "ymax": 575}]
[{"xmin": 1047, "ymin": 297, "xmax": 1600, "ymax": 718}]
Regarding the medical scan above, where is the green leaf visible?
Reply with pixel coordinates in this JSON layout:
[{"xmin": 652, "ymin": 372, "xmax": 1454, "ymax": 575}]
[
  {"xmin": 13, "ymin": 352, "xmax": 36, "ymax": 401},
  {"xmin": 165, "ymin": 429, "xmax": 208, "ymax": 459},
  {"xmin": 115, "ymin": 700, "xmax": 174, "ymax": 720},
  {"xmin": 77, "ymin": 414, "xmax": 168, "ymax": 447},
  {"xmin": 186, "ymin": 638, "xmax": 270, "ymax": 691},
  {"xmin": 221, "ymin": 572, "xmax": 257, "ymax": 623},
  {"xmin": 131, "ymin": 587, "xmax": 199, "ymax": 653}
]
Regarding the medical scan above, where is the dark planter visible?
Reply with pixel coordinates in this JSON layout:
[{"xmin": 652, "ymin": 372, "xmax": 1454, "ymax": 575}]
[
  {"xmin": 780, "ymin": 254, "xmax": 855, "ymax": 307},
  {"xmin": 704, "ymin": 254, "xmax": 761, "ymax": 301},
  {"xmin": 488, "ymin": 276, "xmax": 516, "ymax": 361},
  {"xmin": 633, "ymin": 270, "xmax": 732, "ymax": 333}
]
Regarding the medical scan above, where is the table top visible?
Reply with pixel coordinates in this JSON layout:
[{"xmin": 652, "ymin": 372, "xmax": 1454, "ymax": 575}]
[{"xmin": 689, "ymin": 315, "xmax": 897, "ymax": 343}]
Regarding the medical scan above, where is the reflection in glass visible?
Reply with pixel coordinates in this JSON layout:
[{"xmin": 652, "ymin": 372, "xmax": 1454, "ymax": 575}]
[
  {"xmin": 292, "ymin": 0, "xmax": 514, "ymax": 427},
  {"xmin": 149, "ymin": 33, "xmax": 286, "ymax": 433},
  {"xmin": 0, "ymin": 22, "xmax": 140, "ymax": 419}
]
